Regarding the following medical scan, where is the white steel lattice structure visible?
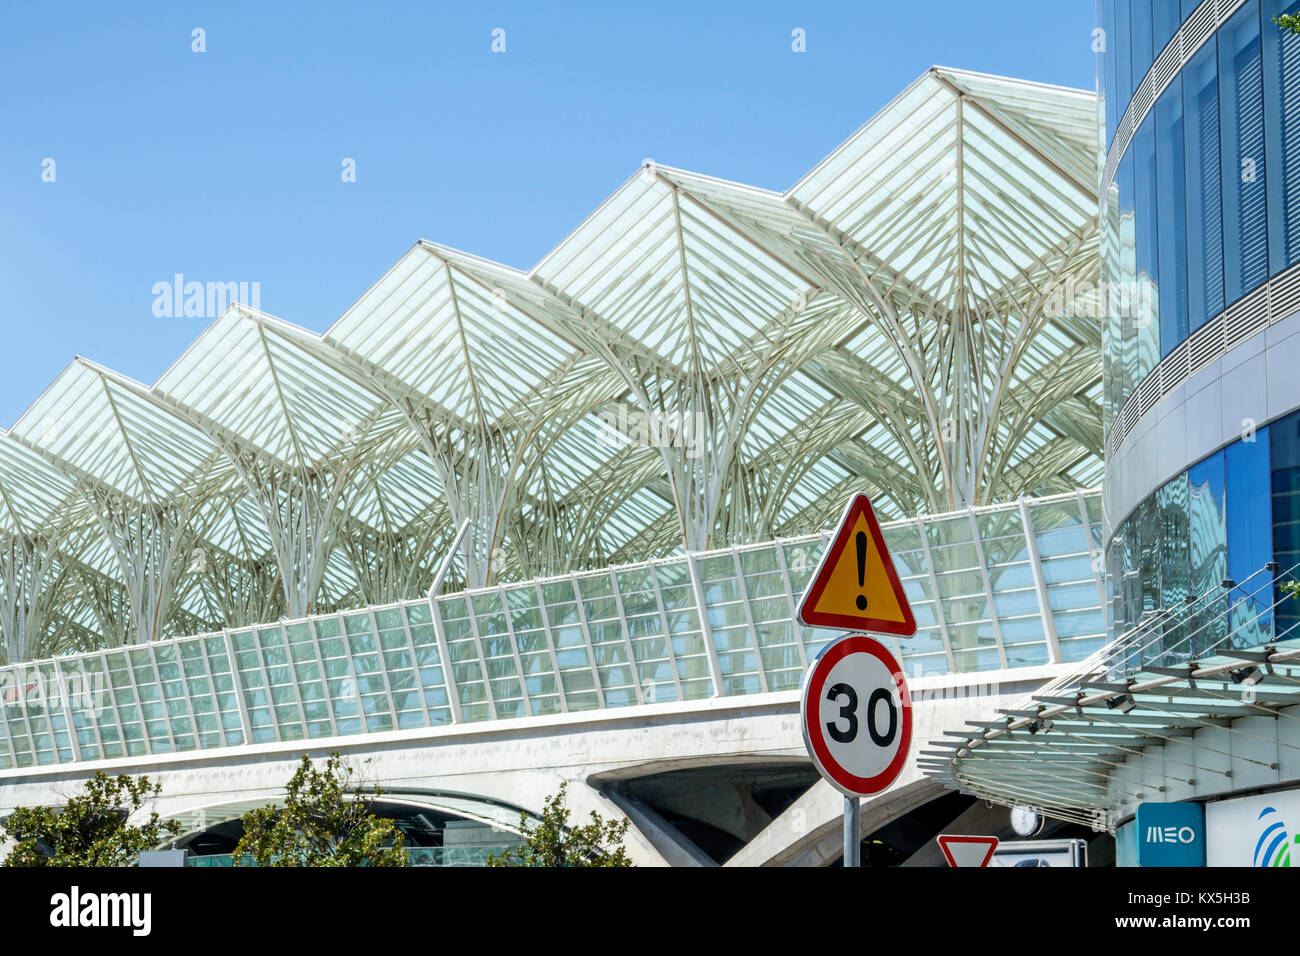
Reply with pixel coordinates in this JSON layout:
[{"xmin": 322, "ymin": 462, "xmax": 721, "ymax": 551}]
[
  {"xmin": 0, "ymin": 67, "xmax": 1102, "ymax": 664},
  {"xmin": 0, "ymin": 490, "xmax": 1107, "ymax": 770}
]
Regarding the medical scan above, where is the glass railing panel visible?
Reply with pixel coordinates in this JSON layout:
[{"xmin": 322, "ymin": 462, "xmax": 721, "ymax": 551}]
[
  {"xmin": 1003, "ymin": 641, "xmax": 1052, "ymax": 667},
  {"xmin": 0, "ymin": 493, "xmax": 1106, "ymax": 769}
]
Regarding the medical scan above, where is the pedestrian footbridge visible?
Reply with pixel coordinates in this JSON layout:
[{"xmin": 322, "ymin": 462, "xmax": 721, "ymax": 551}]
[{"xmin": 0, "ymin": 491, "xmax": 1107, "ymax": 865}]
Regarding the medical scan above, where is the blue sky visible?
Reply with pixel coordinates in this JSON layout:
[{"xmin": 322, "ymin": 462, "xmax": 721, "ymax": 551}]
[{"xmin": 0, "ymin": 1, "xmax": 1096, "ymax": 426}]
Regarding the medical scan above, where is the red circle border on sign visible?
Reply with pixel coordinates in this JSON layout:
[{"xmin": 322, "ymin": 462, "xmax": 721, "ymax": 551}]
[{"xmin": 801, "ymin": 634, "xmax": 912, "ymax": 797}]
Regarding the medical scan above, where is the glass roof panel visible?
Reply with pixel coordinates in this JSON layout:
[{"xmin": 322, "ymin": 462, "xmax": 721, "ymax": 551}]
[{"xmin": 0, "ymin": 67, "xmax": 1103, "ymax": 657}]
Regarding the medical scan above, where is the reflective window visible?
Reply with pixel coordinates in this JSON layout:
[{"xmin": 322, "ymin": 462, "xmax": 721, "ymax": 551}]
[
  {"xmin": 1102, "ymin": 164, "xmax": 1122, "ymax": 433},
  {"xmin": 1132, "ymin": 0, "xmax": 1155, "ymax": 101},
  {"xmin": 1226, "ymin": 429, "xmax": 1275, "ymax": 645},
  {"xmin": 1106, "ymin": 0, "xmax": 1300, "ymax": 418},
  {"xmin": 1155, "ymin": 75, "xmax": 1189, "ymax": 354},
  {"xmin": 1184, "ymin": 39, "xmax": 1226, "ymax": 331},
  {"xmin": 1132, "ymin": 114, "xmax": 1161, "ymax": 379},
  {"xmin": 1116, "ymin": 0, "xmax": 1135, "ymax": 134},
  {"xmin": 1271, "ymin": 409, "xmax": 1300, "ymax": 638},
  {"xmin": 1188, "ymin": 451, "xmax": 1229, "ymax": 656},
  {"xmin": 1219, "ymin": 0, "xmax": 1269, "ymax": 304},
  {"xmin": 1115, "ymin": 146, "xmax": 1137, "ymax": 420},
  {"xmin": 1121, "ymin": 508, "xmax": 1142, "ymax": 650},
  {"xmin": 1154, "ymin": 0, "xmax": 1181, "ymax": 53},
  {"xmin": 1263, "ymin": 0, "xmax": 1300, "ymax": 271},
  {"xmin": 1110, "ymin": 439, "xmax": 1286, "ymax": 662},
  {"xmin": 1138, "ymin": 494, "xmax": 1162, "ymax": 636},
  {"xmin": 1157, "ymin": 474, "xmax": 1191, "ymax": 662},
  {"xmin": 1102, "ymin": 0, "xmax": 1121, "ymax": 147}
]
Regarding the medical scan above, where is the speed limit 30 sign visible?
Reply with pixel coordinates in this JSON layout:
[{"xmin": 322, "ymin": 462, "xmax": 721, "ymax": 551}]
[{"xmin": 800, "ymin": 633, "xmax": 911, "ymax": 796}]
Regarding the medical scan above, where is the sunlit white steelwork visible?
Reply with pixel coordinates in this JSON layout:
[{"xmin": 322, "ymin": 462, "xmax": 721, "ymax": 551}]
[
  {"xmin": 0, "ymin": 490, "xmax": 1104, "ymax": 771},
  {"xmin": 0, "ymin": 67, "xmax": 1101, "ymax": 662}
]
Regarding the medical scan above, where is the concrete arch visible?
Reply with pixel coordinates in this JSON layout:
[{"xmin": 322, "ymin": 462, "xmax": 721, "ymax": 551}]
[
  {"xmin": 724, "ymin": 773, "xmax": 945, "ymax": 866},
  {"xmin": 159, "ymin": 789, "xmax": 534, "ymax": 849}
]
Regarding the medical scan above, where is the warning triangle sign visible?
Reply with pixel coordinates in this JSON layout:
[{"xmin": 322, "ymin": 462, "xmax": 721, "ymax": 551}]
[
  {"xmin": 936, "ymin": 834, "xmax": 999, "ymax": 867},
  {"xmin": 796, "ymin": 494, "xmax": 917, "ymax": 636}
]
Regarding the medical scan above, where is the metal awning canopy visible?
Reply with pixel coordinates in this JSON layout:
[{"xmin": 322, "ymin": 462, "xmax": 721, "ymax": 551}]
[{"xmin": 927, "ymin": 568, "xmax": 1300, "ymax": 829}]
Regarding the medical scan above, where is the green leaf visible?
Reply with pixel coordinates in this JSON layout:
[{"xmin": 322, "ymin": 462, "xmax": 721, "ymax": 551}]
[
  {"xmin": 228, "ymin": 752, "xmax": 408, "ymax": 867},
  {"xmin": 486, "ymin": 781, "xmax": 633, "ymax": 867},
  {"xmin": 0, "ymin": 771, "xmax": 181, "ymax": 867}
]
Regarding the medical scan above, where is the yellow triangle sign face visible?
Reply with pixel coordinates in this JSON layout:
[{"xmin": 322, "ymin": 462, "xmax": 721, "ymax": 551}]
[{"xmin": 796, "ymin": 494, "xmax": 917, "ymax": 636}]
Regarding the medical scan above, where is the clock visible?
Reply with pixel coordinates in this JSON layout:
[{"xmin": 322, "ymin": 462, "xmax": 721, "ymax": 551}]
[{"xmin": 1010, "ymin": 805, "xmax": 1045, "ymax": 837}]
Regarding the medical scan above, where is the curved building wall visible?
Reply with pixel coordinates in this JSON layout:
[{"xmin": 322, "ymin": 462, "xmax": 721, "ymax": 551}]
[{"xmin": 1101, "ymin": 0, "xmax": 1300, "ymax": 646}]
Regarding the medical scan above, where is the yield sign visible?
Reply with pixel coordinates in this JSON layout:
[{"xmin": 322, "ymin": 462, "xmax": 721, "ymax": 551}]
[
  {"xmin": 937, "ymin": 834, "xmax": 999, "ymax": 867},
  {"xmin": 796, "ymin": 494, "xmax": 917, "ymax": 636}
]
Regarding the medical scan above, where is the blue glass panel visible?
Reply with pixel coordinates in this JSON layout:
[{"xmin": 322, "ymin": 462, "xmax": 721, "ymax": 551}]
[
  {"xmin": 1185, "ymin": 37, "xmax": 1225, "ymax": 330},
  {"xmin": 1263, "ymin": 0, "xmax": 1300, "ymax": 272},
  {"xmin": 1133, "ymin": 114, "xmax": 1161, "ymax": 374},
  {"xmin": 1103, "ymin": 0, "xmax": 1120, "ymax": 146},
  {"xmin": 1181, "ymin": 0, "xmax": 1200, "ymax": 19},
  {"xmin": 1156, "ymin": 76, "xmax": 1189, "ymax": 354},
  {"xmin": 1116, "ymin": 146, "xmax": 1137, "ymax": 416},
  {"xmin": 1138, "ymin": 495, "xmax": 1162, "ymax": 666},
  {"xmin": 1116, "ymin": 0, "xmax": 1134, "ymax": 119},
  {"xmin": 1103, "ymin": 172, "xmax": 1123, "ymax": 431},
  {"xmin": 1226, "ymin": 430, "xmax": 1275, "ymax": 646},
  {"xmin": 1220, "ymin": 0, "xmax": 1269, "ymax": 303},
  {"xmin": 1271, "ymin": 409, "xmax": 1300, "ymax": 638},
  {"xmin": 1158, "ymin": 474, "xmax": 1192, "ymax": 662},
  {"xmin": 1153, "ymin": 0, "xmax": 1181, "ymax": 50},
  {"xmin": 1132, "ymin": 0, "xmax": 1155, "ymax": 92},
  {"xmin": 1189, "ymin": 450, "xmax": 1229, "ymax": 656}
]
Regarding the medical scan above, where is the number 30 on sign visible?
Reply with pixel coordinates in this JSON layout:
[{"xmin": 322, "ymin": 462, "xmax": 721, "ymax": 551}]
[{"xmin": 799, "ymin": 633, "xmax": 911, "ymax": 797}]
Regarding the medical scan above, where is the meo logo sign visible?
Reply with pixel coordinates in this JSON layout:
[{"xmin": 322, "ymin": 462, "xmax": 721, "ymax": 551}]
[
  {"xmin": 1136, "ymin": 801, "xmax": 1205, "ymax": 867},
  {"xmin": 1145, "ymin": 825, "xmax": 1198, "ymax": 844}
]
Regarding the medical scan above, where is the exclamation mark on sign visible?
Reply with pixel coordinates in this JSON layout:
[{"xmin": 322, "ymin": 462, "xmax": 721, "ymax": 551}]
[{"xmin": 855, "ymin": 531, "xmax": 868, "ymax": 611}]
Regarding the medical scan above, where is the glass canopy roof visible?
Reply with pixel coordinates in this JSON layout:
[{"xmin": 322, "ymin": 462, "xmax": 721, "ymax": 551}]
[
  {"xmin": 0, "ymin": 67, "xmax": 1102, "ymax": 663},
  {"xmin": 923, "ymin": 564, "xmax": 1300, "ymax": 830}
]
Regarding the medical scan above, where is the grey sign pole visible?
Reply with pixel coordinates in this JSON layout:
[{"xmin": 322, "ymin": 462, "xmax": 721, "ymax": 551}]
[{"xmin": 844, "ymin": 796, "xmax": 860, "ymax": 867}]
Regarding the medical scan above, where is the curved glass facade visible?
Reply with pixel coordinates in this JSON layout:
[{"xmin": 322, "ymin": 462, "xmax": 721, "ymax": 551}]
[
  {"xmin": 1106, "ymin": 413, "xmax": 1300, "ymax": 653},
  {"xmin": 1099, "ymin": 1, "xmax": 1197, "ymax": 151},
  {"xmin": 1102, "ymin": 1, "xmax": 1300, "ymax": 656},
  {"xmin": 1100, "ymin": 0, "xmax": 1300, "ymax": 429}
]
